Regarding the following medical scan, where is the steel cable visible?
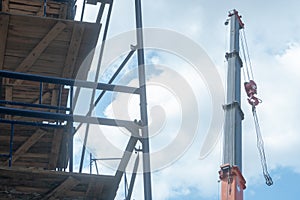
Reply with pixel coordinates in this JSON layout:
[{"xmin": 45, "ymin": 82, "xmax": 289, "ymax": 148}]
[{"xmin": 252, "ymin": 106, "xmax": 273, "ymax": 186}]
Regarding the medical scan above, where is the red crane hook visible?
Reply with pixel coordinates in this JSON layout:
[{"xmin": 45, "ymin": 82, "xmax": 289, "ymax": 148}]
[{"xmin": 244, "ymin": 80, "xmax": 262, "ymax": 106}]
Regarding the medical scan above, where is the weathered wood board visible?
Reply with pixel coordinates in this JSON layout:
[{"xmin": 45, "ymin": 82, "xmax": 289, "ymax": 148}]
[
  {"xmin": 0, "ymin": 11, "xmax": 101, "ymax": 118},
  {"xmin": 1, "ymin": 0, "xmax": 75, "ymax": 19},
  {"xmin": 0, "ymin": 167, "xmax": 117, "ymax": 199},
  {"xmin": 0, "ymin": 12, "xmax": 101, "ymax": 80},
  {"xmin": 0, "ymin": 3, "xmax": 117, "ymax": 200},
  {"xmin": 0, "ymin": 123, "xmax": 69, "ymax": 169}
]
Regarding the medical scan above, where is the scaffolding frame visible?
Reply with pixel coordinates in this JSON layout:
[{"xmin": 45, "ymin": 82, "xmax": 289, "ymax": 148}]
[{"xmin": 0, "ymin": 0, "xmax": 152, "ymax": 199}]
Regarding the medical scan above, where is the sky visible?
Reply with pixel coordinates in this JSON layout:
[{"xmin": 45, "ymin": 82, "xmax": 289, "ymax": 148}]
[{"xmin": 73, "ymin": 0, "xmax": 300, "ymax": 200}]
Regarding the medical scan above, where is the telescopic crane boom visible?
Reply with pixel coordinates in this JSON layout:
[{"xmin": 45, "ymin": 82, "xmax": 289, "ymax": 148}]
[
  {"xmin": 220, "ymin": 9, "xmax": 273, "ymax": 200},
  {"xmin": 220, "ymin": 9, "xmax": 246, "ymax": 200}
]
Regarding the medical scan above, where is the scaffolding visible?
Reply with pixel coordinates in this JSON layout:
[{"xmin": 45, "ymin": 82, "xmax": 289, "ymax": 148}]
[{"xmin": 0, "ymin": 0, "xmax": 152, "ymax": 199}]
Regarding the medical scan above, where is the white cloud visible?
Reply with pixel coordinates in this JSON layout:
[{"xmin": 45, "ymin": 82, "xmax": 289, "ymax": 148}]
[
  {"xmin": 73, "ymin": 1, "xmax": 300, "ymax": 199},
  {"xmin": 102, "ymin": 65, "xmax": 221, "ymax": 200}
]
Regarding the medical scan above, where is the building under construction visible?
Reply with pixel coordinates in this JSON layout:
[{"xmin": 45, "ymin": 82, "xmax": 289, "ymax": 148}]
[
  {"xmin": 0, "ymin": 0, "xmax": 153, "ymax": 199},
  {"xmin": 0, "ymin": 1, "xmax": 274, "ymax": 200}
]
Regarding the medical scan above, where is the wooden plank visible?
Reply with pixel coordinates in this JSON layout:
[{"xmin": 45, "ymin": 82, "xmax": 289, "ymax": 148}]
[
  {"xmin": 0, "ymin": 135, "xmax": 28, "ymax": 142},
  {"xmin": 86, "ymin": 179, "xmax": 104, "ymax": 198},
  {"xmin": 0, "ymin": 136, "xmax": 52, "ymax": 145},
  {"xmin": 12, "ymin": 21, "xmax": 67, "ymax": 71},
  {"xmin": 50, "ymin": 89, "xmax": 58, "ymax": 112},
  {"xmin": 32, "ymin": 91, "xmax": 51, "ymax": 105},
  {"xmin": 62, "ymin": 23, "xmax": 85, "ymax": 78},
  {"xmin": 48, "ymin": 1, "xmax": 63, "ymax": 9},
  {"xmin": 13, "ymin": 161, "xmax": 48, "ymax": 168},
  {"xmin": 48, "ymin": 129, "xmax": 63, "ymax": 169},
  {"xmin": 42, "ymin": 176, "xmax": 80, "ymax": 200},
  {"xmin": 4, "ymin": 129, "xmax": 47, "ymax": 165},
  {"xmin": 22, "ymin": 153, "xmax": 49, "ymax": 159},
  {"xmin": 37, "ymin": 4, "xmax": 44, "ymax": 17},
  {"xmin": 59, "ymin": 3, "xmax": 67, "ymax": 19},
  {"xmin": 14, "ymin": 186, "xmax": 49, "ymax": 194},
  {"xmin": 0, "ymin": 14, "xmax": 10, "ymax": 70},
  {"xmin": 4, "ymin": 85, "xmax": 12, "ymax": 101},
  {"xmin": 46, "ymin": 5, "xmax": 61, "ymax": 15},
  {"xmin": 9, "ymin": 10, "xmax": 36, "ymax": 16},
  {"xmin": 13, "ymin": 21, "xmax": 66, "ymax": 84},
  {"xmin": 0, "ymin": 166, "xmax": 116, "ymax": 199},
  {"xmin": 4, "ymin": 85, "xmax": 12, "ymax": 120},
  {"xmin": 9, "ymin": 4, "xmax": 41, "ymax": 12},
  {"xmin": 8, "ymin": 20, "xmax": 72, "ymax": 42},
  {"xmin": 7, "ymin": 0, "xmax": 64, "ymax": 17},
  {"xmin": 2, "ymin": 0, "xmax": 10, "ymax": 12},
  {"xmin": 9, "ymin": 0, "xmax": 42, "ymax": 7},
  {"xmin": 22, "ymin": 92, "xmax": 51, "ymax": 108},
  {"xmin": 48, "ymin": 83, "xmax": 56, "ymax": 89}
]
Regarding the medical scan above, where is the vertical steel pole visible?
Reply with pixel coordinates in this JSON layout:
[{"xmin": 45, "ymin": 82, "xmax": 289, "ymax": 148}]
[
  {"xmin": 95, "ymin": 159, "xmax": 99, "ymax": 175},
  {"xmin": 90, "ymin": 153, "xmax": 92, "ymax": 174},
  {"xmin": 124, "ymin": 173, "xmax": 128, "ymax": 198},
  {"xmin": 135, "ymin": 0, "xmax": 152, "ymax": 199},
  {"xmin": 223, "ymin": 11, "xmax": 244, "ymax": 170},
  {"xmin": 57, "ymin": 85, "xmax": 62, "ymax": 125},
  {"xmin": 69, "ymin": 86, "xmax": 74, "ymax": 172},
  {"xmin": 44, "ymin": 0, "xmax": 47, "ymax": 17},
  {"xmin": 79, "ymin": 1, "xmax": 113, "ymax": 173},
  {"xmin": 80, "ymin": 0, "xmax": 86, "ymax": 22},
  {"xmin": 69, "ymin": 125, "xmax": 73, "ymax": 172},
  {"xmin": 126, "ymin": 155, "xmax": 140, "ymax": 200}
]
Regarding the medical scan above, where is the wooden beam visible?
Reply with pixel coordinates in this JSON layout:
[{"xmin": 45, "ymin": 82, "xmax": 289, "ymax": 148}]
[
  {"xmin": 86, "ymin": 179, "xmax": 104, "ymax": 198},
  {"xmin": 2, "ymin": 0, "xmax": 10, "ymax": 12},
  {"xmin": 48, "ymin": 84, "xmax": 60, "ymax": 113},
  {"xmin": 50, "ymin": 89, "xmax": 58, "ymax": 112},
  {"xmin": 59, "ymin": 3, "xmax": 67, "ymax": 19},
  {"xmin": 0, "ymin": 14, "xmax": 10, "ymax": 70},
  {"xmin": 13, "ymin": 22, "xmax": 66, "ymax": 84},
  {"xmin": 48, "ymin": 83, "xmax": 56, "ymax": 89},
  {"xmin": 32, "ymin": 91, "xmax": 51, "ymax": 105},
  {"xmin": 9, "ymin": 0, "xmax": 41, "ymax": 7},
  {"xmin": 4, "ymin": 128, "xmax": 47, "ymax": 165},
  {"xmin": 42, "ymin": 176, "xmax": 80, "ymax": 200},
  {"xmin": 21, "ymin": 91, "xmax": 52, "ymax": 106},
  {"xmin": 9, "ymin": 4, "xmax": 41, "ymax": 12},
  {"xmin": 48, "ymin": 128, "xmax": 63, "ymax": 169},
  {"xmin": 62, "ymin": 24, "xmax": 85, "ymax": 78},
  {"xmin": 37, "ymin": 3, "xmax": 45, "ymax": 16},
  {"xmin": 4, "ymin": 85, "xmax": 12, "ymax": 101},
  {"xmin": 4, "ymin": 85, "xmax": 12, "ymax": 120}
]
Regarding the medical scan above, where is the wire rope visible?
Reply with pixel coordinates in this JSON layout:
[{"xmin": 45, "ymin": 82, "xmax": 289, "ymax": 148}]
[
  {"xmin": 252, "ymin": 107, "xmax": 273, "ymax": 186},
  {"xmin": 242, "ymin": 29, "xmax": 255, "ymax": 80},
  {"xmin": 241, "ymin": 29, "xmax": 273, "ymax": 186},
  {"xmin": 240, "ymin": 32, "xmax": 251, "ymax": 81}
]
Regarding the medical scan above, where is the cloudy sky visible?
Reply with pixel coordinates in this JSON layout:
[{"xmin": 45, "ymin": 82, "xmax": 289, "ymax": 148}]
[{"xmin": 74, "ymin": 0, "xmax": 300, "ymax": 199}]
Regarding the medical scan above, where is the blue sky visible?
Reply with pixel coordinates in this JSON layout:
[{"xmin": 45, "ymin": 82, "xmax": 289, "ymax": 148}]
[{"xmin": 74, "ymin": 1, "xmax": 300, "ymax": 199}]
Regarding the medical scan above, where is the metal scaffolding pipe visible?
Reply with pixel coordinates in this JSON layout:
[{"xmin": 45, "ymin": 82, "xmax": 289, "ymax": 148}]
[
  {"xmin": 79, "ymin": 0, "xmax": 114, "ymax": 173},
  {"xmin": 0, "ymin": 100, "xmax": 70, "ymax": 111},
  {"xmin": 0, "ymin": 70, "xmax": 140, "ymax": 95},
  {"xmin": 135, "ymin": 0, "xmax": 152, "ymax": 199},
  {"xmin": 0, "ymin": 106, "xmax": 138, "ymax": 129},
  {"xmin": 0, "ymin": 119, "xmax": 65, "ymax": 128}
]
